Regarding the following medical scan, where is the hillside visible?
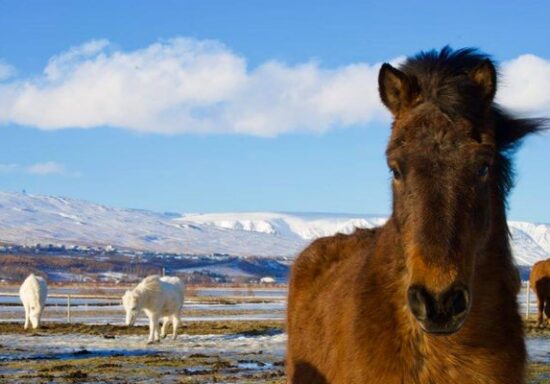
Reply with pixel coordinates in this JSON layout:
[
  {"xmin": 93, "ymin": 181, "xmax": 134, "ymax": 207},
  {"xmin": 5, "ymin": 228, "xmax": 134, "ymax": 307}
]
[{"xmin": 0, "ymin": 192, "xmax": 548, "ymax": 265}]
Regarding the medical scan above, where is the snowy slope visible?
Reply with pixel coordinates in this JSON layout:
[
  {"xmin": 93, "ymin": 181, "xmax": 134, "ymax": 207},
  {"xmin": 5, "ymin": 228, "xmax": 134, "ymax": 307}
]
[
  {"xmin": 0, "ymin": 191, "xmax": 548, "ymax": 265},
  {"xmin": 179, "ymin": 212, "xmax": 550, "ymax": 265},
  {"xmin": 178, "ymin": 212, "xmax": 388, "ymax": 240},
  {"xmin": 0, "ymin": 192, "xmax": 304, "ymax": 257}
]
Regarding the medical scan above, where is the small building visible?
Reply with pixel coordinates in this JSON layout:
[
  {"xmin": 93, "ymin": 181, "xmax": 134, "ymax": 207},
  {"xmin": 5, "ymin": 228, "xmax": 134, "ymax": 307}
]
[{"xmin": 260, "ymin": 276, "xmax": 276, "ymax": 285}]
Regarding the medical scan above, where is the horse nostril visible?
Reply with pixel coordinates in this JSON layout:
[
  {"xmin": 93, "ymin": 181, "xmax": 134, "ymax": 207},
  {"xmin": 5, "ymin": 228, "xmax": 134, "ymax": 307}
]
[
  {"xmin": 407, "ymin": 286, "xmax": 434, "ymax": 321},
  {"xmin": 407, "ymin": 284, "xmax": 470, "ymax": 334},
  {"xmin": 445, "ymin": 286, "xmax": 470, "ymax": 317}
]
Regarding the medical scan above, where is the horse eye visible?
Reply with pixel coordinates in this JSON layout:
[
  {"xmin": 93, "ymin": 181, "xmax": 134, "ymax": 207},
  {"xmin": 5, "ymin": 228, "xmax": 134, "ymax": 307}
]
[
  {"xmin": 478, "ymin": 164, "xmax": 489, "ymax": 178},
  {"xmin": 390, "ymin": 167, "xmax": 402, "ymax": 180}
]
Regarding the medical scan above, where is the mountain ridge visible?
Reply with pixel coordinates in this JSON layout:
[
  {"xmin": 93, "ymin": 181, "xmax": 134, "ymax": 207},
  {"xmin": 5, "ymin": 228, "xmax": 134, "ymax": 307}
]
[{"xmin": 0, "ymin": 191, "xmax": 548, "ymax": 265}]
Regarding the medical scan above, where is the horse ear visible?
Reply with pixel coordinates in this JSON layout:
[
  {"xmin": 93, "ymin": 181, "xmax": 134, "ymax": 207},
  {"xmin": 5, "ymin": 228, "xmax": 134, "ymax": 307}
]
[
  {"xmin": 378, "ymin": 63, "xmax": 419, "ymax": 116},
  {"xmin": 470, "ymin": 59, "xmax": 497, "ymax": 102}
]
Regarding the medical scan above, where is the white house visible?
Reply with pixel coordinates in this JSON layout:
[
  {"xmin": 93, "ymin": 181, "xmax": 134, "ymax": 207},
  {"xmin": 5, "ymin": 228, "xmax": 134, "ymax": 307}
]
[{"xmin": 259, "ymin": 276, "xmax": 276, "ymax": 285}]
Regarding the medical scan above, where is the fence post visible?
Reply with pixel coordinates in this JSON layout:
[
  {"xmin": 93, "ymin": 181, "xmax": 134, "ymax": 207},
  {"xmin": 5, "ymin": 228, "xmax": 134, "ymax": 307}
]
[
  {"xmin": 67, "ymin": 295, "xmax": 71, "ymax": 323},
  {"xmin": 525, "ymin": 280, "xmax": 530, "ymax": 320}
]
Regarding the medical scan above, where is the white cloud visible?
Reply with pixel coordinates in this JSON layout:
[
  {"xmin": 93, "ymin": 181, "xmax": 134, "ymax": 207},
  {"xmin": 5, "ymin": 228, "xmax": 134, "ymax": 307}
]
[
  {"xmin": 0, "ymin": 163, "xmax": 18, "ymax": 173},
  {"xmin": 0, "ymin": 162, "xmax": 78, "ymax": 176},
  {"xmin": 0, "ymin": 38, "xmax": 548, "ymax": 136},
  {"xmin": 26, "ymin": 162, "xmax": 66, "ymax": 175},
  {"xmin": 496, "ymin": 54, "xmax": 550, "ymax": 115},
  {"xmin": 0, "ymin": 38, "xmax": 390, "ymax": 136},
  {"xmin": 0, "ymin": 60, "xmax": 15, "ymax": 81}
]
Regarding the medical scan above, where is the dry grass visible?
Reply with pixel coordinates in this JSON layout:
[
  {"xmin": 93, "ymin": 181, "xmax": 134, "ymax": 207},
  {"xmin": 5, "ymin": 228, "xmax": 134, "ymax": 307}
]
[
  {"xmin": 524, "ymin": 318, "xmax": 550, "ymax": 337},
  {"xmin": 0, "ymin": 319, "xmax": 548, "ymax": 383},
  {"xmin": 0, "ymin": 350, "xmax": 547, "ymax": 384},
  {"xmin": 0, "ymin": 353, "xmax": 286, "ymax": 383},
  {"xmin": 527, "ymin": 363, "xmax": 550, "ymax": 384},
  {"xmin": 0, "ymin": 319, "xmax": 287, "ymax": 383},
  {"xmin": 0, "ymin": 320, "xmax": 284, "ymax": 337}
]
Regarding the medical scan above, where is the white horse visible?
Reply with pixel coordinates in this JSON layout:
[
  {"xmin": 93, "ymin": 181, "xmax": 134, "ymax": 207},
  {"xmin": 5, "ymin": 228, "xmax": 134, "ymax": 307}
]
[
  {"xmin": 122, "ymin": 275, "xmax": 184, "ymax": 343},
  {"xmin": 19, "ymin": 273, "xmax": 48, "ymax": 330}
]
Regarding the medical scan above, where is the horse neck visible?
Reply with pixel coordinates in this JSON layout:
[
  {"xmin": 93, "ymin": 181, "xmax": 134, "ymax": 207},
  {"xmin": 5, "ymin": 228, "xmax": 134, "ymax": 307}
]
[
  {"xmin": 133, "ymin": 286, "xmax": 152, "ymax": 310},
  {"xmin": 475, "ymin": 190, "xmax": 520, "ymax": 294}
]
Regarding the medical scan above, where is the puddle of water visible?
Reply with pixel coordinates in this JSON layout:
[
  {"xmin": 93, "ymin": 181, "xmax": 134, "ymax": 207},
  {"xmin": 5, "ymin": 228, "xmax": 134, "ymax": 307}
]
[
  {"xmin": 183, "ymin": 365, "xmax": 212, "ymax": 375},
  {"xmin": 527, "ymin": 337, "xmax": 550, "ymax": 363},
  {"xmin": 0, "ymin": 347, "xmax": 156, "ymax": 362},
  {"xmin": 238, "ymin": 360, "xmax": 272, "ymax": 370}
]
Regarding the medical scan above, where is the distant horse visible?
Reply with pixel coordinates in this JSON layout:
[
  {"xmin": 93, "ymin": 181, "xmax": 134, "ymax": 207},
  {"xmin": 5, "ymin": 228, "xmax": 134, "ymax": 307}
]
[
  {"xmin": 19, "ymin": 273, "xmax": 48, "ymax": 330},
  {"xmin": 287, "ymin": 47, "xmax": 546, "ymax": 383},
  {"xmin": 530, "ymin": 258, "xmax": 550, "ymax": 327},
  {"xmin": 122, "ymin": 275, "xmax": 184, "ymax": 343}
]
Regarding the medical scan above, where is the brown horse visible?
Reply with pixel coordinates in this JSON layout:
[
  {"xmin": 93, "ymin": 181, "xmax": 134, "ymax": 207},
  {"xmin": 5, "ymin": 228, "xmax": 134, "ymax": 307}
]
[
  {"xmin": 530, "ymin": 258, "xmax": 550, "ymax": 327},
  {"xmin": 287, "ymin": 47, "xmax": 546, "ymax": 384}
]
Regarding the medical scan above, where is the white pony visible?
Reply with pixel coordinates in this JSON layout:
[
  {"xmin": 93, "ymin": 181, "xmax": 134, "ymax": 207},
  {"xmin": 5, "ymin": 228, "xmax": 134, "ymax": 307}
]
[
  {"xmin": 122, "ymin": 275, "xmax": 184, "ymax": 343},
  {"xmin": 19, "ymin": 273, "xmax": 48, "ymax": 330}
]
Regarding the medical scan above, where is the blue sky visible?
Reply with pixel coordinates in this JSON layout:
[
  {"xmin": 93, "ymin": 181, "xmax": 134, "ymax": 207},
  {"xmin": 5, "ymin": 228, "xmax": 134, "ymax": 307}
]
[{"xmin": 0, "ymin": 1, "xmax": 548, "ymax": 221}]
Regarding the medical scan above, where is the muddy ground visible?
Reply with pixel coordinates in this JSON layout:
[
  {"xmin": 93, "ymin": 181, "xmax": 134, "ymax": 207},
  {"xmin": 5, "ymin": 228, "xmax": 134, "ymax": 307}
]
[
  {"xmin": 0, "ymin": 321, "xmax": 286, "ymax": 383},
  {"xmin": 0, "ymin": 352, "xmax": 286, "ymax": 384},
  {"xmin": 0, "ymin": 320, "xmax": 284, "ymax": 337},
  {"xmin": 0, "ymin": 320, "xmax": 549, "ymax": 383}
]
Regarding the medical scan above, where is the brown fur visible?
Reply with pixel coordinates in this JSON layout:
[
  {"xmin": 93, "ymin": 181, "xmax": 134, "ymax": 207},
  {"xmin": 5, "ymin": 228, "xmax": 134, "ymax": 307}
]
[
  {"xmin": 530, "ymin": 258, "xmax": 550, "ymax": 327},
  {"xmin": 287, "ymin": 47, "xmax": 546, "ymax": 384}
]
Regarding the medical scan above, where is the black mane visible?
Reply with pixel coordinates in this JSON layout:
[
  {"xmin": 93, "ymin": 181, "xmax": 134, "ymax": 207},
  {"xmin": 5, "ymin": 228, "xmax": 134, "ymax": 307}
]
[
  {"xmin": 400, "ymin": 46, "xmax": 547, "ymax": 201},
  {"xmin": 399, "ymin": 46, "xmax": 493, "ymax": 122}
]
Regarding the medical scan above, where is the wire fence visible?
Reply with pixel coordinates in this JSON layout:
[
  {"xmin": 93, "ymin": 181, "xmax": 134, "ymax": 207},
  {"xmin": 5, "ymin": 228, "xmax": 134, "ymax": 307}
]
[{"xmin": 0, "ymin": 282, "xmax": 537, "ymax": 324}]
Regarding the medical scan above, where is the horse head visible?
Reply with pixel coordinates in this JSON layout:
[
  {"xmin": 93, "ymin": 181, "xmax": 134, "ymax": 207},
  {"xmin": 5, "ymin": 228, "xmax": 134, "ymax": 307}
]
[
  {"xmin": 379, "ymin": 47, "xmax": 541, "ymax": 334},
  {"xmin": 122, "ymin": 290, "xmax": 141, "ymax": 326}
]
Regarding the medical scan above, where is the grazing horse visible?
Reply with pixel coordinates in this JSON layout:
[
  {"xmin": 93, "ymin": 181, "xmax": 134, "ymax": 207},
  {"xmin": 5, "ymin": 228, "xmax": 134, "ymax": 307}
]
[
  {"xmin": 19, "ymin": 273, "xmax": 48, "ymax": 330},
  {"xmin": 287, "ymin": 47, "xmax": 546, "ymax": 384},
  {"xmin": 122, "ymin": 275, "xmax": 184, "ymax": 343},
  {"xmin": 530, "ymin": 258, "xmax": 550, "ymax": 327}
]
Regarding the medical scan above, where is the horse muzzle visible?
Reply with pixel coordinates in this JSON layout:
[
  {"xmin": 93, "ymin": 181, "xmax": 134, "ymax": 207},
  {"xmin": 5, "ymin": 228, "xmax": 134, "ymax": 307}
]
[{"xmin": 407, "ymin": 283, "xmax": 470, "ymax": 335}]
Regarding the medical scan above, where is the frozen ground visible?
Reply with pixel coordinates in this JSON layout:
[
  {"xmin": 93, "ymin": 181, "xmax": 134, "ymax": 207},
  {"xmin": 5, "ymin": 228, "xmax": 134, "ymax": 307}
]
[
  {"xmin": 0, "ymin": 283, "xmax": 536, "ymax": 325},
  {"xmin": 0, "ymin": 321, "xmax": 287, "ymax": 384},
  {"xmin": 0, "ymin": 332, "xmax": 286, "ymax": 362},
  {"xmin": 529, "ymin": 337, "xmax": 550, "ymax": 364},
  {"xmin": 0, "ymin": 332, "xmax": 547, "ymax": 363},
  {"xmin": 0, "ymin": 299, "xmax": 286, "ymax": 324},
  {"xmin": 0, "ymin": 329, "xmax": 548, "ymax": 384},
  {"xmin": 0, "ymin": 287, "xmax": 287, "ymax": 325},
  {"xmin": 0, "ymin": 284, "xmax": 547, "ymax": 382}
]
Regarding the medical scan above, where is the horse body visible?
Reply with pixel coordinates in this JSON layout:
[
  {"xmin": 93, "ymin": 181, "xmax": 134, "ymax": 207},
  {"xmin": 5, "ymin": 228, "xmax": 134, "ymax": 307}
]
[
  {"xmin": 288, "ymin": 225, "xmax": 524, "ymax": 383},
  {"xmin": 19, "ymin": 273, "xmax": 48, "ymax": 330},
  {"xmin": 530, "ymin": 258, "xmax": 550, "ymax": 326},
  {"xmin": 122, "ymin": 275, "xmax": 185, "ymax": 343},
  {"xmin": 287, "ymin": 47, "xmax": 542, "ymax": 384}
]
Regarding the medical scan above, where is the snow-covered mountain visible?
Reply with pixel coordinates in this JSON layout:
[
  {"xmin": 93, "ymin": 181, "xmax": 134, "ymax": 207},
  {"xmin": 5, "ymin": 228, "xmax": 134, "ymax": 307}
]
[
  {"xmin": 179, "ymin": 212, "xmax": 550, "ymax": 265},
  {"xmin": 178, "ymin": 212, "xmax": 388, "ymax": 241},
  {"xmin": 0, "ymin": 191, "xmax": 548, "ymax": 265},
  {"xmin": 0, "ymin": 192, "xmax": 304, "ymax": 258}
]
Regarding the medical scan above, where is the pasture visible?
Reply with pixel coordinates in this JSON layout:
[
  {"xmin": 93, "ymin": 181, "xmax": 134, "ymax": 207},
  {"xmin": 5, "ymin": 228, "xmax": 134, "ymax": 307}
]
[{"xmin": 0, "ymin": 284, "xmax": 548, "ymax": 383}]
